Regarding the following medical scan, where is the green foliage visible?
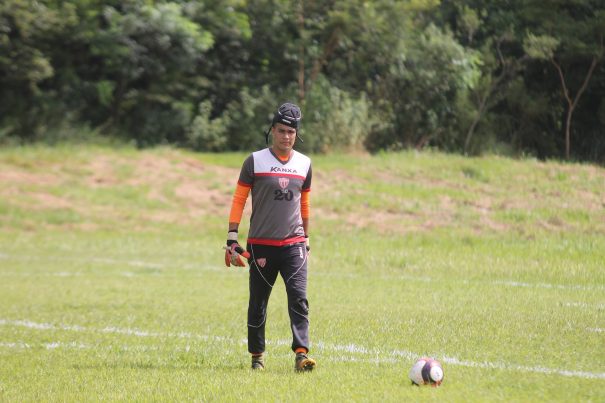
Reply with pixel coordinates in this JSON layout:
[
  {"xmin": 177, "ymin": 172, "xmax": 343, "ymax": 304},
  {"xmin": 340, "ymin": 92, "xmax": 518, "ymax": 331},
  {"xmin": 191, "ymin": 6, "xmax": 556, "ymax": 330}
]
[
  {"xmin": 302, "ymin": 76, "xmax": 373, "ymax": 153},
  {"xmin": 186, "ymin": 101, "xmax": 228, "ymax": 152},
  {"xmin": 366, "ymin": 24, "xmax": 481, "ymax": 152},
  {"xmin": 222, "ymin": 86, "xmax": 278, "ymax": 151},
  {"xmin": 523, "ymin": 33, "xmax": 559, "ymax": 60},
  {"xmin": 0, "ymin": 0, "xmax": 66, "ymax": 137},
  {"xmin": 94, "ymin": 80, "xmax": 115, "ymax": 109},
  {"xmin": 1, "ymin": 0, "xmax": 604, "ymax": 161}
]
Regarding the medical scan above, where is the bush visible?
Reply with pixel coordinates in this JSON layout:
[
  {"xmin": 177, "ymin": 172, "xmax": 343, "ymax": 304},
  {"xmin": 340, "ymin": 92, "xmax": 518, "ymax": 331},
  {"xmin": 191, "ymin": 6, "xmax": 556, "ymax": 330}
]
[
  {"xmin": 301, "ymin": 75, "xmax": 374, "ymax": 153},
  {"xmin": 129, "ymin": 101, "xmax": 193, "ymax": 148},
  {"xmin": 223, "ymin": 86, "xmax": 280, "ymax": 151},
  {"xmin": 186, "ymin": 101, "xmax": 228, "ymax": 152}
]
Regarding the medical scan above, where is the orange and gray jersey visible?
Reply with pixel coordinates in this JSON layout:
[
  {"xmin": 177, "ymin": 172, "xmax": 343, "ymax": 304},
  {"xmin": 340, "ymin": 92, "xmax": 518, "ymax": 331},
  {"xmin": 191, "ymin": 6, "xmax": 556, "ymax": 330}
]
[{"xmin": 238, "ymin": 148, "xmax": 312, "ymax": 246}]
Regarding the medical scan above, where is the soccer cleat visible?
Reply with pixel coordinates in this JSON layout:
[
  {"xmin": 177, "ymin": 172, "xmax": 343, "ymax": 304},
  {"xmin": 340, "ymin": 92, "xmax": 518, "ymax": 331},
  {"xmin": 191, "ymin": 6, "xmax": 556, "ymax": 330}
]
[
  {"xmin": 251, "ymin": 354, "xmax": 265, "ymax": 370},
  {"xmin": 295, "ymin": 352, "xmax": 316, "ymax": 372}
]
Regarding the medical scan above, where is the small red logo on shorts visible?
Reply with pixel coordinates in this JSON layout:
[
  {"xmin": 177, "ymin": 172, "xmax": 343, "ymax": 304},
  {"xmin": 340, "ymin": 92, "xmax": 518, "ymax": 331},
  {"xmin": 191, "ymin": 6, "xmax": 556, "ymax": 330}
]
[
  {"xmin": 256, "ymin": 258, "xmax": 267, "ymax": 268},
  {"xmin": 279, "ymin": 177, "xmax": 289, "ymax": 189}
]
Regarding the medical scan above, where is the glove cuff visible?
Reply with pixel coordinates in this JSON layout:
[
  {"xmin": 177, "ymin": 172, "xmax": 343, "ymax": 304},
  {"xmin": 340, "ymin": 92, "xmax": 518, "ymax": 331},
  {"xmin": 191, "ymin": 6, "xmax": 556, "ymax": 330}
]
[{"xmin": 227, "ymin": 231, "xmax": 239, "ymax": 247}]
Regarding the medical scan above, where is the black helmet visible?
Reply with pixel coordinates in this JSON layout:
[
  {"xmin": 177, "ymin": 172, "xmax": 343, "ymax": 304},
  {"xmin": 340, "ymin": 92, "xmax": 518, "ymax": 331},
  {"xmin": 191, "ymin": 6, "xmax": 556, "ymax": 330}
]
[
  {"xmin": 266, "ymin": 102, "xmax": 303, "ymax": 144},
  {"xmin": 273, "ymin": 102, "xmax": 301, "ymax": 130}
]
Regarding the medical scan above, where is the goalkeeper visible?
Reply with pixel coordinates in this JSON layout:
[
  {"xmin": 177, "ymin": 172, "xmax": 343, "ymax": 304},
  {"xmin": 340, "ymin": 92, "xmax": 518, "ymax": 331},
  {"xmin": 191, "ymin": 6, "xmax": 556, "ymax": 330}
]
[{"xmin": 224, "ymin": 102, "xmax": 315, "ymax": 372}]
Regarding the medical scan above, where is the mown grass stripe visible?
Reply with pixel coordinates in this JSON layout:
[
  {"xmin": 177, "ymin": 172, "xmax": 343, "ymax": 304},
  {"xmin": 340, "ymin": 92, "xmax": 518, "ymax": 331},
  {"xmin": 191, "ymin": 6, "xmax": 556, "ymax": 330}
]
[{"xmin": 1, "ymin": 253, "xmax": 603, "ymax": 292}]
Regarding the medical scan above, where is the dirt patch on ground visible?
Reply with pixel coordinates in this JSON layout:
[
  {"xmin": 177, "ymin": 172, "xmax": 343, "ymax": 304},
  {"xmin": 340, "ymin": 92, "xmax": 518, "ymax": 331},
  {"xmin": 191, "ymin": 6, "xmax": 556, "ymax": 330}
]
[
  {"xmin": 311, "ymin": 159, "xmax": 605, "ymax": 235},
  {"xmin": 0, "ymin": 152, "xmax": 241, "ymax": 230},
  {"xmin": 0, "ymin": 170, "xmax": 61, "ymax": 187},
  {"xmin": 1, "ymin": 149, "xmax": 603, "ymax": 235}
]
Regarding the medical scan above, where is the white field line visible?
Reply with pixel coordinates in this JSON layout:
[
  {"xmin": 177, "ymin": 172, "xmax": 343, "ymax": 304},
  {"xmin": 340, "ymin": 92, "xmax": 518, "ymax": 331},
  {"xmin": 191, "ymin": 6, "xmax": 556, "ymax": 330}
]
[
  {"xmin": 563, "ymin": 302, "xmax": 605, "ymax": 309},
  {"xmin": 1, "ymin": 319, "xmax": 604, "ymax": 380},
  {"xmin": 1, "ymin": 252, "xmax": 604, "ymax": 293},
  {"xmin": 0, "ymin": 254, "xmax": 211, "ymax": 272},
  {"xmin": 0, "ymin": 342, "xmax": 31, "ymax": 348},
  {"xmin": 490, "ymin": 280, "xmax": 605, "ymax": 292},
  {"xmin": 3, "ymin": 339, "xmax": 600, "ymax": 380},
  {"xmin": 0, "ymin": 341, "xmax": 190, "ymax": 352},
  {"xmin": 0, "ymin": 319, "xmax": 238, "ymax": 343},
  {"xmin": 588, "ymin": 328, "xmax": 604, "ymax": 333}
]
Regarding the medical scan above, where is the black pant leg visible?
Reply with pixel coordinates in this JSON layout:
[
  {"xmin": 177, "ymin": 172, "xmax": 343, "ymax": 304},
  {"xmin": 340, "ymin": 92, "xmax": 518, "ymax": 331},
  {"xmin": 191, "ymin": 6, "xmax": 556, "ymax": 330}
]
[
  {"xmin": 280, "ymin": 243, "xmax": 310, "ymax": 352},
  {"xmin": 247, "ymin": 244, "xmax": 279, "ymax": 354}
]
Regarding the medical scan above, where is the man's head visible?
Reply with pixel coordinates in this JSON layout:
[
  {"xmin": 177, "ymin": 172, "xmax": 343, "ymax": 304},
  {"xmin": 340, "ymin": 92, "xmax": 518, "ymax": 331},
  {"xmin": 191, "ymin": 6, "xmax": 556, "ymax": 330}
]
[
  {"xmin": 266, "ymin": 103, "xmax": 302, "ymax": 147},
  {"xmin": 271, "ymin": 122, "xmax": 297, "ymax": 156}
]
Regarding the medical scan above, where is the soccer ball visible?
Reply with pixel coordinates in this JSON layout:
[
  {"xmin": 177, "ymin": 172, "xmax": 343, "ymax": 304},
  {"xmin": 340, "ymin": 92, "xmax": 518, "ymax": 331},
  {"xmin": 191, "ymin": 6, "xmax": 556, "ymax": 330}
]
[{"xmin": 408, "ymin": 357, "xmax": 444, "ymax": 386}]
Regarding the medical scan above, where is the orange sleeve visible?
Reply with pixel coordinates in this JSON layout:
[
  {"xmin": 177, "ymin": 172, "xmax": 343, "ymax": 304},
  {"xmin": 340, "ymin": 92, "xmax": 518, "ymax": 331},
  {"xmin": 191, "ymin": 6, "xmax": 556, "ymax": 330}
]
[
  {"xmin": 229, "ymin": 183, "xmax": 250, "ymax": 224},
  {"xmin": 301, "ymin": 190, "xmax": 310, "ymax": 219}
]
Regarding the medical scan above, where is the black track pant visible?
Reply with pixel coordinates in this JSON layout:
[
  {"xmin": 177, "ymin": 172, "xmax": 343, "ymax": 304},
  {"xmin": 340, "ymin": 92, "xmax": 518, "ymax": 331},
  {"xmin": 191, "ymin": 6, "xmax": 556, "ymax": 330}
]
[{"xmin": 246, "ymin": 242, "xmax": 309, "ymax": 354}]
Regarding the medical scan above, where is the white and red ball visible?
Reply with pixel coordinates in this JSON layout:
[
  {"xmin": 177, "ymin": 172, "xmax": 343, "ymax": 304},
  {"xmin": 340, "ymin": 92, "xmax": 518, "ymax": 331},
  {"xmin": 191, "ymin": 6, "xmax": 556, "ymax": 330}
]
[{"xmin": 408, "ymin": 357, "xmax": 444, "ymax": 386}]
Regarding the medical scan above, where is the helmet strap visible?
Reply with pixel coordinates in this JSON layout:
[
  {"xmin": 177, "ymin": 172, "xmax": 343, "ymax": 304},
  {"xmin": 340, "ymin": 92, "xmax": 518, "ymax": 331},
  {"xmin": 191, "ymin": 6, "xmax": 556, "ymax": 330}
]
[{"xmin": 265, "ymin": 126, "xmax": 271, "ymax": 145}]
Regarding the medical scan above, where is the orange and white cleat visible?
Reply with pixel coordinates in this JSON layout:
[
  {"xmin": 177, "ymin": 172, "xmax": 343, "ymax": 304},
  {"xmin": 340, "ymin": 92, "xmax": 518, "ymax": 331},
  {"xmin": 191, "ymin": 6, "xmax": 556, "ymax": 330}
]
[{"xmin": 294, "ymin": 352, "xmax": 316, "ymax": 372}]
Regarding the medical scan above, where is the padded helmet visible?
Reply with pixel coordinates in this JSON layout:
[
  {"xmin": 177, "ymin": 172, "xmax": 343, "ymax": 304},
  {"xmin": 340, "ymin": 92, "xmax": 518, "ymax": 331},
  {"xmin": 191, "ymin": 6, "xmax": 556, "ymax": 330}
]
[
  {"xmin": 266, "ymin": 103, "xmax": 303, "ymax": 144},
  {"xmin": 272, "ymin": 102, "xmax": 301, "ymax": 130}
]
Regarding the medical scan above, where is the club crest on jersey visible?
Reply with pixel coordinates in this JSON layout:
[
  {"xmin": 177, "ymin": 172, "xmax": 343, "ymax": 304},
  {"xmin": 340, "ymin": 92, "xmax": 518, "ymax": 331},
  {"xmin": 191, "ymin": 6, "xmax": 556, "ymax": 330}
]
[
  {"xmin": 279, "ymin": 177, "xmax": 290, "ymax": 189},
  {"xmin": 256, "ymin": 258, "xmax": 267, "ymax": 268}
]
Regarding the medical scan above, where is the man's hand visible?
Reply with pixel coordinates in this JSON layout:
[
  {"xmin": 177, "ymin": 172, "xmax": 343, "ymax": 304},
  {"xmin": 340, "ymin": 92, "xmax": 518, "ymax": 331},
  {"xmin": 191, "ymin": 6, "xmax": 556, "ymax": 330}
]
[
  {"xmin": 305, "ymin": 235, "xmax": 310, "ymax": 252},
  {"xmin": 224, "ymin": 244, "xmax": 248, "ymax": 267},
  {"xmin": 224, "ymin": 231, "xmax": 250, "ymax": 267}
]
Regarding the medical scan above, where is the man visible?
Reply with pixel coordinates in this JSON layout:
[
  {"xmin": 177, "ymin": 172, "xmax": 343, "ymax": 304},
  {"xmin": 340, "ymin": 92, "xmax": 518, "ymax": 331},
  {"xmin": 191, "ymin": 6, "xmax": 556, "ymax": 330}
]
[{"xmin": 224, "ymin": 102, "xmax": 316, "ymax": 372}]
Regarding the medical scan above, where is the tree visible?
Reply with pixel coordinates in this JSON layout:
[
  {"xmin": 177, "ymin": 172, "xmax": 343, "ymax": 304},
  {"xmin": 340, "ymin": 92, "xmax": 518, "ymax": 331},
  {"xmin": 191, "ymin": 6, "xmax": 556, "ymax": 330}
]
[
  {"xmin": 443, "ymin": 4, "xmax": 530, "ymax": 154},
  {"xmin": 0, "ymin": 0, "xmax": 73, "ymax": 137},
  {"xmin": 524, "ymin": 32, "xmax": 603, "ymax": 159},
  {"xmin": 522, "ymin": 1, "xmax": 605, "ymax": 159},
  {"xmin": 462, "ymin": 32, "xmax": 529, "ymax": 154}
]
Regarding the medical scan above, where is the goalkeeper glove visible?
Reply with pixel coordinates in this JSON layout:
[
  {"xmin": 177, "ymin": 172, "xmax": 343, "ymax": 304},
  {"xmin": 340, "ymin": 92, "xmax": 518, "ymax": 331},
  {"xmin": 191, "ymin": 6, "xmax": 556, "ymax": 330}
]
[{"xmin": 224, "ymin": 231, "xmax": 250, "ymax": 267}]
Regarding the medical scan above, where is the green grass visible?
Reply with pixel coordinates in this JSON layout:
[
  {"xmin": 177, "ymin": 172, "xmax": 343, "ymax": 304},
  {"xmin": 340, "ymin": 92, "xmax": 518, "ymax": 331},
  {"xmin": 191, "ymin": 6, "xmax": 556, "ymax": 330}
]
[{"xmin": 0, "ymin": 145, "xmax": 604, "ymax": 401}]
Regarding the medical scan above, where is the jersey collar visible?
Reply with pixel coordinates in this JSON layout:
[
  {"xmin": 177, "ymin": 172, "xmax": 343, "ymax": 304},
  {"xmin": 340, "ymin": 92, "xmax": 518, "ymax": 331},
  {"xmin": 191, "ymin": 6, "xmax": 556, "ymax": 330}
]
[{"xmin": 269, "ymin": 148, "xmax": 293, "ymax": 165}]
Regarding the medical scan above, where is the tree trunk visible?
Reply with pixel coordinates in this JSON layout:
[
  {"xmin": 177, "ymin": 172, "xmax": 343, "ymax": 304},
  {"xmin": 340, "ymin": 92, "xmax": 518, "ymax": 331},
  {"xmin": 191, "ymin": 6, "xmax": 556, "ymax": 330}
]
[
  {"xmin": 551, "ymin": 36, "xmax": 602, "ymax": 159},
  {"xmin": 464, "ymin": 89, "xmax": 490, "ymax": 154},
  {"xmin": 308, "ymin": 27, "xmax": 341, "ymax": 86},
  {"xmin": 564, "ymin": 106, "xmax": 573, "ymax": 160},
  {"xmin": 297, "ymin": 0, "xmax": 305, "ymax": 103}
]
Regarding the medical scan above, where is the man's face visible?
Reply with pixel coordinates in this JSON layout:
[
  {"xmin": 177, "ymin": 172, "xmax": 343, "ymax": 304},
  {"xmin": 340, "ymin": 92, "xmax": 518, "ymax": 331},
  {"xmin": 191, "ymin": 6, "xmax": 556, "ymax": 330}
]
[{"xmin": 272, "ymin": 123, "xmax": 296, "ymax": 154}]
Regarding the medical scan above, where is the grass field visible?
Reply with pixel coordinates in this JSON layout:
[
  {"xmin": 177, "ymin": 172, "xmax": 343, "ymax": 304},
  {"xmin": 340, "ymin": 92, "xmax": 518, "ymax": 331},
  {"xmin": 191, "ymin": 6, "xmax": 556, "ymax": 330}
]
[{"xmin": 0, "ymin": 145, "xmax": 604, "ymax": 401}]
